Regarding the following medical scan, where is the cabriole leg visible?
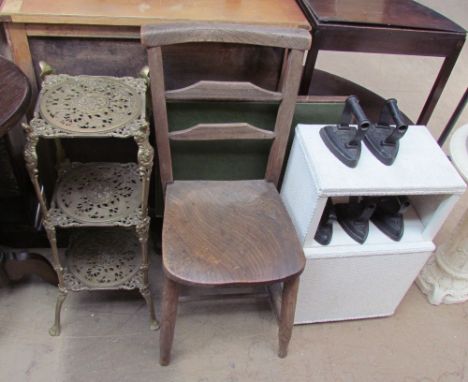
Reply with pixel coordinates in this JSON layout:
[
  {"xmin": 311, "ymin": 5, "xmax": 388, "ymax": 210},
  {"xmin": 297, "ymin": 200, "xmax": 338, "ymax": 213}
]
[
  {"xmin": 49, "ymin": 289, "xmax": 67, "ymax": 336},
  {"xmin": 136, "ymin": 219, "xmax": 159, "ymax": 330},
  {"xmin": 140, "ymin": 286, "xmax": 159, "ymax": 331}
]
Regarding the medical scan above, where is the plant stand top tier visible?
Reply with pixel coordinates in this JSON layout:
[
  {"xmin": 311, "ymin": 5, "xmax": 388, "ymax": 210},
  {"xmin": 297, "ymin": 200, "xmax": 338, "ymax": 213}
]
[
  {"xmin": 298, "ymin": 0, "xmax": 466, "ymax": 125},
  {"xmin": 0, "ymin": 0, "xmax": 309, "ymax": 28},
  {"xmin": 27, "ymin": 74, "xmax": 148, "ymax": 139}
]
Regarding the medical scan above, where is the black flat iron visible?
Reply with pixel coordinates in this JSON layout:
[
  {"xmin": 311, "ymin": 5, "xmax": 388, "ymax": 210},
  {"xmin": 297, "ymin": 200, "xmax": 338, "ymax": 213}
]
[
  {"xmin": 371, "ymin": 196, "xmax": 410, "ymax": 241},
  {"xmin": 314, "ymin": 200, "xmax": 336, "ymax": 245},
  {"xmin": 320, "ymin": 95, "xmax": 370, "ymax": 168},
  {"xmin": 364, "ymin": 98, "xmax": 408, "ymax": 165},
  {"xmin": 336, "ymin": 197, "xmax": 377, "ymax": 244}
]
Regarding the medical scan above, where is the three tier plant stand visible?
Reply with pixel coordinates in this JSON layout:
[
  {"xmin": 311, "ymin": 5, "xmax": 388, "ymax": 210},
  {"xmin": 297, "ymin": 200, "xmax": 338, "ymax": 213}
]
[{"xmin": 23, "ymin": 72, "xmax": 159, "ymax": 335}]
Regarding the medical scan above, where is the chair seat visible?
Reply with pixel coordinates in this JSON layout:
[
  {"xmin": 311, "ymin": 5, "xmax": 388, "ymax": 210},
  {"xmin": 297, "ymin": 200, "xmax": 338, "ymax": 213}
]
[{"xmin": 163, "ymin": 180, "xmax": 305, "ymax": 286}]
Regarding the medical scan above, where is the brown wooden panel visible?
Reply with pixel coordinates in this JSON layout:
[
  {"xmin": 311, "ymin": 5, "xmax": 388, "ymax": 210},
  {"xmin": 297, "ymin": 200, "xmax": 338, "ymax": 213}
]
[
  {"xmin": 28, "ymin": 37, "xmax": 283, "ymax": 90},
  {"xmin": 26, "ymin": 24, "xmax": 140, "ymax": 39}
]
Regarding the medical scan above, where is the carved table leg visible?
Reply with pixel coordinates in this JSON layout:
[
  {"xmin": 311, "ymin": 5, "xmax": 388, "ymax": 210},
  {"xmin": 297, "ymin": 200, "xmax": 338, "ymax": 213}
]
[
  {"xmin": 278, "ymin": 276, "xmax": 300, "ymax": 358},
  {"xmin": 49, "ymin": 289, "xmax": 67, "ymax": 336}
]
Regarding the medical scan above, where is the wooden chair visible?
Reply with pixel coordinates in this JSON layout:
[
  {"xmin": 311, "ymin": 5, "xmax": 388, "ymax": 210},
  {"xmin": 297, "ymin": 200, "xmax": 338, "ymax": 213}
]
[{"xmin": 141, "ymin": 22, "xmax": 311, "ymax": 365}]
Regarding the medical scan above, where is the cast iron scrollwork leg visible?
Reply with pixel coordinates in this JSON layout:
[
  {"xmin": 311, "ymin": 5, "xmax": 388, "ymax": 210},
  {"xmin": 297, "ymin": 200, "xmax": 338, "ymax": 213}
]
[
  {"xmin": 140, "ymin": 285, "xmax": 160, "ymax": 330},
  {"xmin": 49, "ymin": 288, "xmax": 67, "ymax": 336},
  {"xmin": 42, "ymin": 219, "xmax": 68, "ymax": 336},
  {"xmin": 136, "ymin": 217, "xmax": 159, "ymax": 330}
]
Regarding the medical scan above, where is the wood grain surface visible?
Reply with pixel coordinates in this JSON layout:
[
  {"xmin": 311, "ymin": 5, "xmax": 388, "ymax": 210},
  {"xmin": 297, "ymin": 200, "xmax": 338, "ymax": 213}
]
[
  {"xmin": 162, "ymin": 180, "xmax": 305, "ymax": 286},
  {"xmin": 165, "ymin": 80, "xmax": 282, "ymax": 102},
  {"xmin": 0, "ymin": 56, "xmax": 30, "ymax": 136},
  {"xmin": 302, "ymin": 0, "xmax": 464, "ymax": 32},
  {"xmin": 168, "ymin": 122, "xmax": 276, "ymax": 141},
  {"xmin": 141, "ymin": 22, "xmax": 311, "ymax": 49},
  {"xmin": 0, "ymin": 0, "xmax": 309, "ymax": 28}
]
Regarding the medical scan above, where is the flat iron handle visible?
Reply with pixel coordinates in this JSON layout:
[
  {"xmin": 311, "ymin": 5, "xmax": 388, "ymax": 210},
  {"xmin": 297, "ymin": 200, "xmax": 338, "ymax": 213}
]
[
  {"xmin": 341, "ymin": 95, "xmax": 370, "ymax": 129},
  {"xmin": 380, "ymin": 99, "xmax": 408, "ymax": 144},
  {"xmin": 341, "ymin": 95, "xmax": 370, "ymax": 146},
  {"xmin": 396, "ymin": 196, "xmax": 410, "ymax": 215},
  {"xmin": 358, "ymin": 201, "xmax": 377, "ymax": 221}
]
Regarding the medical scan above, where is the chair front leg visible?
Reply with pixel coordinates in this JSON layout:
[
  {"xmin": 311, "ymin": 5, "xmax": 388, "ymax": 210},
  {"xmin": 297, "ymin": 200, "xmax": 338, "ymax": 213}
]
[
  {"xmin": 278, "ymin": 275, "xmax": 300, "ymax": 358},
  {"xmin": 159, "ymin": 274, "xmax": 180, "ymax": 366}
]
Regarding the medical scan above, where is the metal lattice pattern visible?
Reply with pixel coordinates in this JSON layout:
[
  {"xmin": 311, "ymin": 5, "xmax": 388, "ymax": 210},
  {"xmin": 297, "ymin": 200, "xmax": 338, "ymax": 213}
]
[
  {"xmin": 67, "ymin": 229, "xmax": 140, "ymax": 289},
  {"xmin": 39, "ymin": 76, "xmax": 143, "ymax": 133},
  {"xmin": 55, "ymin": 163, "xmax": 141, "ymax": 224}
]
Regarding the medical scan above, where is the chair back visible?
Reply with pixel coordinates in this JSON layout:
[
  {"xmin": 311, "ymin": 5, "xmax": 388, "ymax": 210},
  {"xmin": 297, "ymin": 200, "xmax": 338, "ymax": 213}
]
[{"xmin": 141, "ymin": 22, "xmax": 311, "ymax": 191}]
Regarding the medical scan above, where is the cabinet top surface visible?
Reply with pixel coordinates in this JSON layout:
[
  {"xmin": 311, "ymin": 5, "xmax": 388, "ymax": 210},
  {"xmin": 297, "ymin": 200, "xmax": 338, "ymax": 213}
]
[
  {"xmin": 0, "ymin": 0, "xmax": 310, "ymax": 29},
  {"xmin": 299, "ymin": 0, "xmax": 464, "ymax": 33},
  {"xmin": 295, "ymin": 124, "xmax": 466, "ymax": 195}
]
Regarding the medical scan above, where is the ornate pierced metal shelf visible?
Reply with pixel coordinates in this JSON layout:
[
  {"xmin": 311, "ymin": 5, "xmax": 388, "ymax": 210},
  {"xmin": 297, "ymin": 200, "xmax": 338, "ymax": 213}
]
[
  {"xmin": 48, "ymin": 162, "xmax": 144, "ymax": 228},
  {"xmin": 27, "ymin": 74, "xmax": 148, "ymax": 138},
  {"xmin": 63, "ymin": 229, "xmax": 144, "ymax": 291}
]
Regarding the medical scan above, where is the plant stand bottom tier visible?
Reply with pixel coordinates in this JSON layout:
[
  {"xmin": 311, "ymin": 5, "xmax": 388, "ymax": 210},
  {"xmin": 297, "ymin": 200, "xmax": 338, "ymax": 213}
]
[
  {"xmin": 295, "ymin": 249, "xmax": 432, "ymax": 324},
  {"xmin": 64, "ymin": 229, "xmax": 144, "ymax": 290},
  {"xmin": 48, "ymin": 229, "xmax": 159, "ymax": 336}
]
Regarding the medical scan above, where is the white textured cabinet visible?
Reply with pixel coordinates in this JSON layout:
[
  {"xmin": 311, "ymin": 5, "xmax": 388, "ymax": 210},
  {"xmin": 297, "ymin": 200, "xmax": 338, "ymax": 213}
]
[{"xmin": 281, "ymin": 124, "xmax": 466, "ymax": 324}]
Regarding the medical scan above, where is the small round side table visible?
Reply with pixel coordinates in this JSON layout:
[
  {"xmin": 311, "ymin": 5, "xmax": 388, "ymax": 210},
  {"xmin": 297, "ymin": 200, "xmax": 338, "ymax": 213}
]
[{"xmin": 0, "ymin": 56, "xmax": 57, "ymax": 286}]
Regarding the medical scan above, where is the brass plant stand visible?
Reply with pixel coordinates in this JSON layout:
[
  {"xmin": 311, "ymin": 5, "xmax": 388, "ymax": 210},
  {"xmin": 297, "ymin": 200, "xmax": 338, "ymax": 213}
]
[{"xmin": 23, "ymin": 73, "xmax": 158, "ymax": 335}]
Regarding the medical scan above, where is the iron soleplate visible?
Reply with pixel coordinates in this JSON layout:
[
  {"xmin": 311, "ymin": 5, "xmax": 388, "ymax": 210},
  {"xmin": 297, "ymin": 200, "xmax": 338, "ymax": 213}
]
[
  {"xmin": 364, "ymin": 124, "xmax": 399, "ymax": 166},
  {"xmin": 320, "ymin": 125, "xmax": 361, "ymax": 168}
]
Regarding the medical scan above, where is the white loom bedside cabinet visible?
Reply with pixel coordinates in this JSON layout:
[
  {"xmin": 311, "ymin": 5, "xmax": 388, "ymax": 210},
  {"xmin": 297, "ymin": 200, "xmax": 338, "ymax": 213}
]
[{"xmin": 281, "ymin": 124, "xmax": 466, "ymax": 324}]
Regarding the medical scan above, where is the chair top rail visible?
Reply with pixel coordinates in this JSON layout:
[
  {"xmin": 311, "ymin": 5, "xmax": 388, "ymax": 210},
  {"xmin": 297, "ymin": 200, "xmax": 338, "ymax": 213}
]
[{"xmin": 141, "ymin": 22, "xmax": 311, "ymax": 50}]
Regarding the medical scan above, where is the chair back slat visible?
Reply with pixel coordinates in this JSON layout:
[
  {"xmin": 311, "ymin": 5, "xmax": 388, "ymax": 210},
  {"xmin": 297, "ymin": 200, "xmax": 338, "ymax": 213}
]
[
  {"xmin": 144, "ymin": 23, "xmax": 310, "ymax": 192},
  {"xmin": 141, "ymin": 23, "xmax": 310, "ymax": 50},
  {"xmin": 166, "ymin": 80, "xmax": 282, "ymax": 102},
  {"xmin": 169, "ymin": 123, "xmax": 276, "ymax": 141}
]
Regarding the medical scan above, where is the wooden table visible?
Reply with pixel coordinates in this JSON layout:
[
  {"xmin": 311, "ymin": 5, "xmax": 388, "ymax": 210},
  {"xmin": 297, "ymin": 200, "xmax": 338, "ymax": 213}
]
[
  {"xmin": 0, "ymin": 56, "xmax": 56, "ymax": 286},
  {"xmin": 0, "ymin": 0, "xmax": 309, "ymax": 103},
  {"xmin": 298, "ymin": 0, "xmax": 466, "ymax": 125},
  {"xmin": 0, "ymin": 55, "xmax": 30, "ymax": 134}
]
